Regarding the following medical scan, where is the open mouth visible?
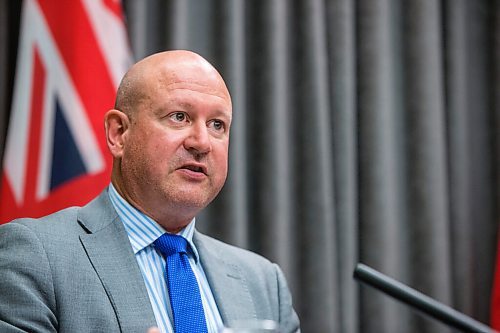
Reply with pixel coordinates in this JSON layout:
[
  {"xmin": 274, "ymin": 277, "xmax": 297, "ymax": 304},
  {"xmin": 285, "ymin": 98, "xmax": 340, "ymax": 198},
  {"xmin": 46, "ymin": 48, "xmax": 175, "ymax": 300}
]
[{"xmin": 180, "ymin": 164, "xmax": 207, "ymax": 175}]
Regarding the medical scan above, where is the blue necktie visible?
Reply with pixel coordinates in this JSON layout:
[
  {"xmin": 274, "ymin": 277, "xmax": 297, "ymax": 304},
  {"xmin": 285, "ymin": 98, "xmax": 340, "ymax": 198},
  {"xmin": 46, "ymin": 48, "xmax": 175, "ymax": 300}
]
[{"xmin": 154, "ymin": 233, "xmax": 208, "ymax": 333}]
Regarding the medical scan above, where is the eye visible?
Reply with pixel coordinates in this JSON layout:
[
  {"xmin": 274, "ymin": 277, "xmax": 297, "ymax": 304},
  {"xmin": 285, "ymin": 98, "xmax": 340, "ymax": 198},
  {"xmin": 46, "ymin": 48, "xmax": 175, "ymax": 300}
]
[
  {"xmin": 208, "ymin": 119, "xmax": 225, "ymax": 132},
  {"xmin": 169, "ymin": 112, "xmax": 188, "ymax": 123}
]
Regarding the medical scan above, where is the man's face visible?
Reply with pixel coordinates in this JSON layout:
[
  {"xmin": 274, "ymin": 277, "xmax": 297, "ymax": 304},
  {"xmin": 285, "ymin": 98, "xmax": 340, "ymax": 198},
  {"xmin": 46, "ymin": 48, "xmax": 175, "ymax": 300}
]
[{"xmin": 119, "ymin": 64, "xmax": 232, "ymax": 222}]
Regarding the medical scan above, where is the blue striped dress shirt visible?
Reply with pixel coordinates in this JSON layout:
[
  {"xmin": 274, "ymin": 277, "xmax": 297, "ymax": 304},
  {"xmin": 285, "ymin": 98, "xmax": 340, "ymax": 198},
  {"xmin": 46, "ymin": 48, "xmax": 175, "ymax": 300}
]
[{"xmin": 108, "ymin": 184, "xmax": 224, "ymax": 333}]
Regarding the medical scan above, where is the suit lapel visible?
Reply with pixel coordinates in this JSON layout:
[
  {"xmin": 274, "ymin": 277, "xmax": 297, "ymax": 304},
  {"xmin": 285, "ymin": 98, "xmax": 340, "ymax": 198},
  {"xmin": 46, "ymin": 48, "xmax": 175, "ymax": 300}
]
[
  {"xmin": 194, "ymin": 232, "xmax": 258, "ymax": 324},
  {"xmin": 78, "ymin": 191, "xmax": 157, "ymax": 333}
]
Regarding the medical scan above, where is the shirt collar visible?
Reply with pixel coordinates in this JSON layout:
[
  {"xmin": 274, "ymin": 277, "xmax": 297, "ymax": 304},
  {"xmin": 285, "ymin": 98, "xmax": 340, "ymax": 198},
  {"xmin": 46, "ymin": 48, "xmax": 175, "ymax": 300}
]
[{"xmin": 108, "ymin": 184, "xmax": 200, "ymax": 262}]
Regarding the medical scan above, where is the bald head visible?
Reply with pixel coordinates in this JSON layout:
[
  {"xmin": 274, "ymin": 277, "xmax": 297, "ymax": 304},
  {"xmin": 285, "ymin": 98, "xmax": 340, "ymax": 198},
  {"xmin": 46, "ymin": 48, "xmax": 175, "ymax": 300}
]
[{"xmin": 114, "ymin": 50, "xmax": 231, "ymax": 117}]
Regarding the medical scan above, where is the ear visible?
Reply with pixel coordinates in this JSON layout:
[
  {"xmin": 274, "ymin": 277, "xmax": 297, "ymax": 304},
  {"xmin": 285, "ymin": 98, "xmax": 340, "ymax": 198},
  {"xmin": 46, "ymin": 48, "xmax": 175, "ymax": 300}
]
[{"xmin": 104, "ymin": 109, "xmax": 130, "ymax": 158}]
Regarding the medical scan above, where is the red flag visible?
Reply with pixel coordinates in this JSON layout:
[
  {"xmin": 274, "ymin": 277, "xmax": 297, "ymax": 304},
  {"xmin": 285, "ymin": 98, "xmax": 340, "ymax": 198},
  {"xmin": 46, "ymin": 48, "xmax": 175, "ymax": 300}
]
[
  {"xmin": 0, "ymin": 0, "xmax": 131, "ymax": 223},
  {"xmin": 492, "ymin": 238, "xmax": 500, "ymax": 329}
]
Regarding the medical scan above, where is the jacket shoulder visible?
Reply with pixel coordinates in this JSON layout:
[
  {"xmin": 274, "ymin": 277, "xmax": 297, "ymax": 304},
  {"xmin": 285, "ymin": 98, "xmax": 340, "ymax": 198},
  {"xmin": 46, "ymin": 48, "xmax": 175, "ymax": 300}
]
[
  {"xmin": 195, "ymin": 232, "xmax": 273, "ymax": 268},
  {"xmin": 5, "ymin": 206, "xmax": 81, "ymax": 235}
]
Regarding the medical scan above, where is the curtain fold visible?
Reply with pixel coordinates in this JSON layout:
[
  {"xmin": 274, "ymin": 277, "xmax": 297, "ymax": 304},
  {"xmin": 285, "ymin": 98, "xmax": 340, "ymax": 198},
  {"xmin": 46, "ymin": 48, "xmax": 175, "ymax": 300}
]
[
  {"xmin": 0, "ymin": 1, "xmax": 22, "ymax": 165},
  {"xmin": 292, "ymin": 1, "xmax": 339, "ymax": 331},
  {"xmin": 403, "ymin": 1, "xmax": 452, "ymax": 330},
  {"xmin": 357, "ymin": 0, "xmax": 407, "ymax": 331},
  {"xmin": 445, "ymin": 0, "xmax": 474, "ymax": 318},
  {"xmin": 327, "ymin": 0, "xmax": 359, "ymax": 332},
  {"xmin": 0, "ymin": 0, "xmax": 8, "ymax": 162}
]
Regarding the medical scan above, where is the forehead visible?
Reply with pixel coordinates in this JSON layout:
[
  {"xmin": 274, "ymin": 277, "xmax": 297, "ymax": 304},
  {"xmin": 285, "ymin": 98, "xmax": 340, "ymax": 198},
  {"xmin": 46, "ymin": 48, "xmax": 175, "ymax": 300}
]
[
  {"xmin": 139, "ymin": 85, "xmax": 230, "ymax": 127},
  {"xmin": 150, "ymin": 67, "xmax": 231, "ymax": 106},
  {"xmin": 162, "ymin": 80, "xmax": 231, "ymax": 102},
  {"xmin": 129, "ymin": 55, "xmax": 232, "ymax": 114}
]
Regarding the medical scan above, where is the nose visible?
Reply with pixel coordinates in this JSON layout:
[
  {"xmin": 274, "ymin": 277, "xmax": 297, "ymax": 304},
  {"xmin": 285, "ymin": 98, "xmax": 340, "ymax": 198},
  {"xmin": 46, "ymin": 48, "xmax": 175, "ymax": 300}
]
[{"xmin": 183, "ymin": 122, "xmax": 212, "ymax": 155}]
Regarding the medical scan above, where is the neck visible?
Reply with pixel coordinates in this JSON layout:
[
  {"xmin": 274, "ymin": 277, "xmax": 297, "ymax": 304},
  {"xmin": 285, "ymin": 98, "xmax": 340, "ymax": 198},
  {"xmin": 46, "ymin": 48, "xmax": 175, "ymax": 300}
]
[{"xmin": 110, "ymin": 179, "xmax": 195, "ymax": 233}]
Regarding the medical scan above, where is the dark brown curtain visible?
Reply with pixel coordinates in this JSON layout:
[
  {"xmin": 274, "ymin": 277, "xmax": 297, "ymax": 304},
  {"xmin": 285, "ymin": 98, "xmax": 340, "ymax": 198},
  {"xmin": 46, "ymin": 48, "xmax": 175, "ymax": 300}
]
[{"xmin": 1, "ymin": 0, "xmax": 499, "ymax": 332}]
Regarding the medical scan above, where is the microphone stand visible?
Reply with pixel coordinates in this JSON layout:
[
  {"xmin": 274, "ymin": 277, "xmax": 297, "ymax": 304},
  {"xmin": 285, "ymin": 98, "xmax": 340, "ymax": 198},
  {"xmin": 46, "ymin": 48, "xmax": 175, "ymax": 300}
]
[{"xmin": 353, "ymin": 263, "xmax": 497, "ymax": 333}]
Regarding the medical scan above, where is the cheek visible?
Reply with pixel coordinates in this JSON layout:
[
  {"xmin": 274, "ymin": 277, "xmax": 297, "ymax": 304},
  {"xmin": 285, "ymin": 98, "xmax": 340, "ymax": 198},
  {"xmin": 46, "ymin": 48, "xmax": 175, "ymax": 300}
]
[
  {"xmin": 150, "ymin": 137, "xmax": 179, "ymax": 161},
  {"xmin": 123, "ymin": 140, "xmax": 148, "ymax": 174},
  {"xmin": 212, "ymin": 145, "xmax": 229, "ymax": 178}
]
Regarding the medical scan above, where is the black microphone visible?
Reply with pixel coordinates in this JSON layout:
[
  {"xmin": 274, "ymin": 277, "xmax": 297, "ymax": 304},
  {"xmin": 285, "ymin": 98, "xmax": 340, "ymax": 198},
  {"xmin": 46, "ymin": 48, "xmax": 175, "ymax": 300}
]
[{"xmin": 353, "ymin": 263, "xmax": 497, "ymax": 333}]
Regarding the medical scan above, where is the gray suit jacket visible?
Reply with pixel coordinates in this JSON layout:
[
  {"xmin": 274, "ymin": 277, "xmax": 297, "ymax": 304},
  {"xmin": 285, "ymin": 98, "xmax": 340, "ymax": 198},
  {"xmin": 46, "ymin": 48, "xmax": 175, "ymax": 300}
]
[{"xmin": 0, "ymin": 190, "xmax": 299, "ymax": 333}]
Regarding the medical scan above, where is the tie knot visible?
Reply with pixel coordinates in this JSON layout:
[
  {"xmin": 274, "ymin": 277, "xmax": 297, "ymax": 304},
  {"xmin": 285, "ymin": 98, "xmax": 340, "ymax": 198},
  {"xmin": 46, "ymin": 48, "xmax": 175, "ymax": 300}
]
[{"xmin": 154, "ymin": 233, "xmax": 189, "ymax": 257}]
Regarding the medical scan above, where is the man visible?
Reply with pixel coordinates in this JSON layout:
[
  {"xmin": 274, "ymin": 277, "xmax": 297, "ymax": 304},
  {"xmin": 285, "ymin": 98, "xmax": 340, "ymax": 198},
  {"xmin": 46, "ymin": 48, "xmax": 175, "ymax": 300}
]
[{"xmin": 0, "ymin": 50, "xmax": 300, "ymax": 333}]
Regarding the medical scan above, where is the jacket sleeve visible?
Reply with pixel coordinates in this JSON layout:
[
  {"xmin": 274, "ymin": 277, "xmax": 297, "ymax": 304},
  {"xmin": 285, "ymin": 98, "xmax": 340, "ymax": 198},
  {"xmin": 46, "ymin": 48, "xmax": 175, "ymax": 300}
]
[
  {"xmin": 0, "ymin": 222, "xmax": 58, "ymax": 333},
  {"xmin": 274, "ymin": 263, "xmax": 300, "ymax": 333}
]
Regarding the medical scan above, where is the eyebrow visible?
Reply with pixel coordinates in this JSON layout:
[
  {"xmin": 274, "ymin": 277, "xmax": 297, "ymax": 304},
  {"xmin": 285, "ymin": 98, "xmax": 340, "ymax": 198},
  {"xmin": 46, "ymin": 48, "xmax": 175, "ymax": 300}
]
[
  {"xmin": 177, "ymin": 101, "xmax": 195, "ymax": 109},
  {"xmin": 155, "ymin": 101, "xmax": 232, "ymax": 121}
]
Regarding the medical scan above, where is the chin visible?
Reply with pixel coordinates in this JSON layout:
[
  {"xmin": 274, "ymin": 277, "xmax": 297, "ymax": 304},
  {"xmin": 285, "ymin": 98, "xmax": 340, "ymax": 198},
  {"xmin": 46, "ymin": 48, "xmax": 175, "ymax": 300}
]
[{"xmin": 166, "ymin": 191, "xmax": 214, "ymax": 211}]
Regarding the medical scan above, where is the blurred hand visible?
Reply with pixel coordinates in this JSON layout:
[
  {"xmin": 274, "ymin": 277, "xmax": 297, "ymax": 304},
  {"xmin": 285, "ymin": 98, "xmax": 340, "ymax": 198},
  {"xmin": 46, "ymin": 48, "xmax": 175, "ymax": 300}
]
[{"xmin": 147, "ymin": 327, "xmax": 160, "ymax": 333}]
